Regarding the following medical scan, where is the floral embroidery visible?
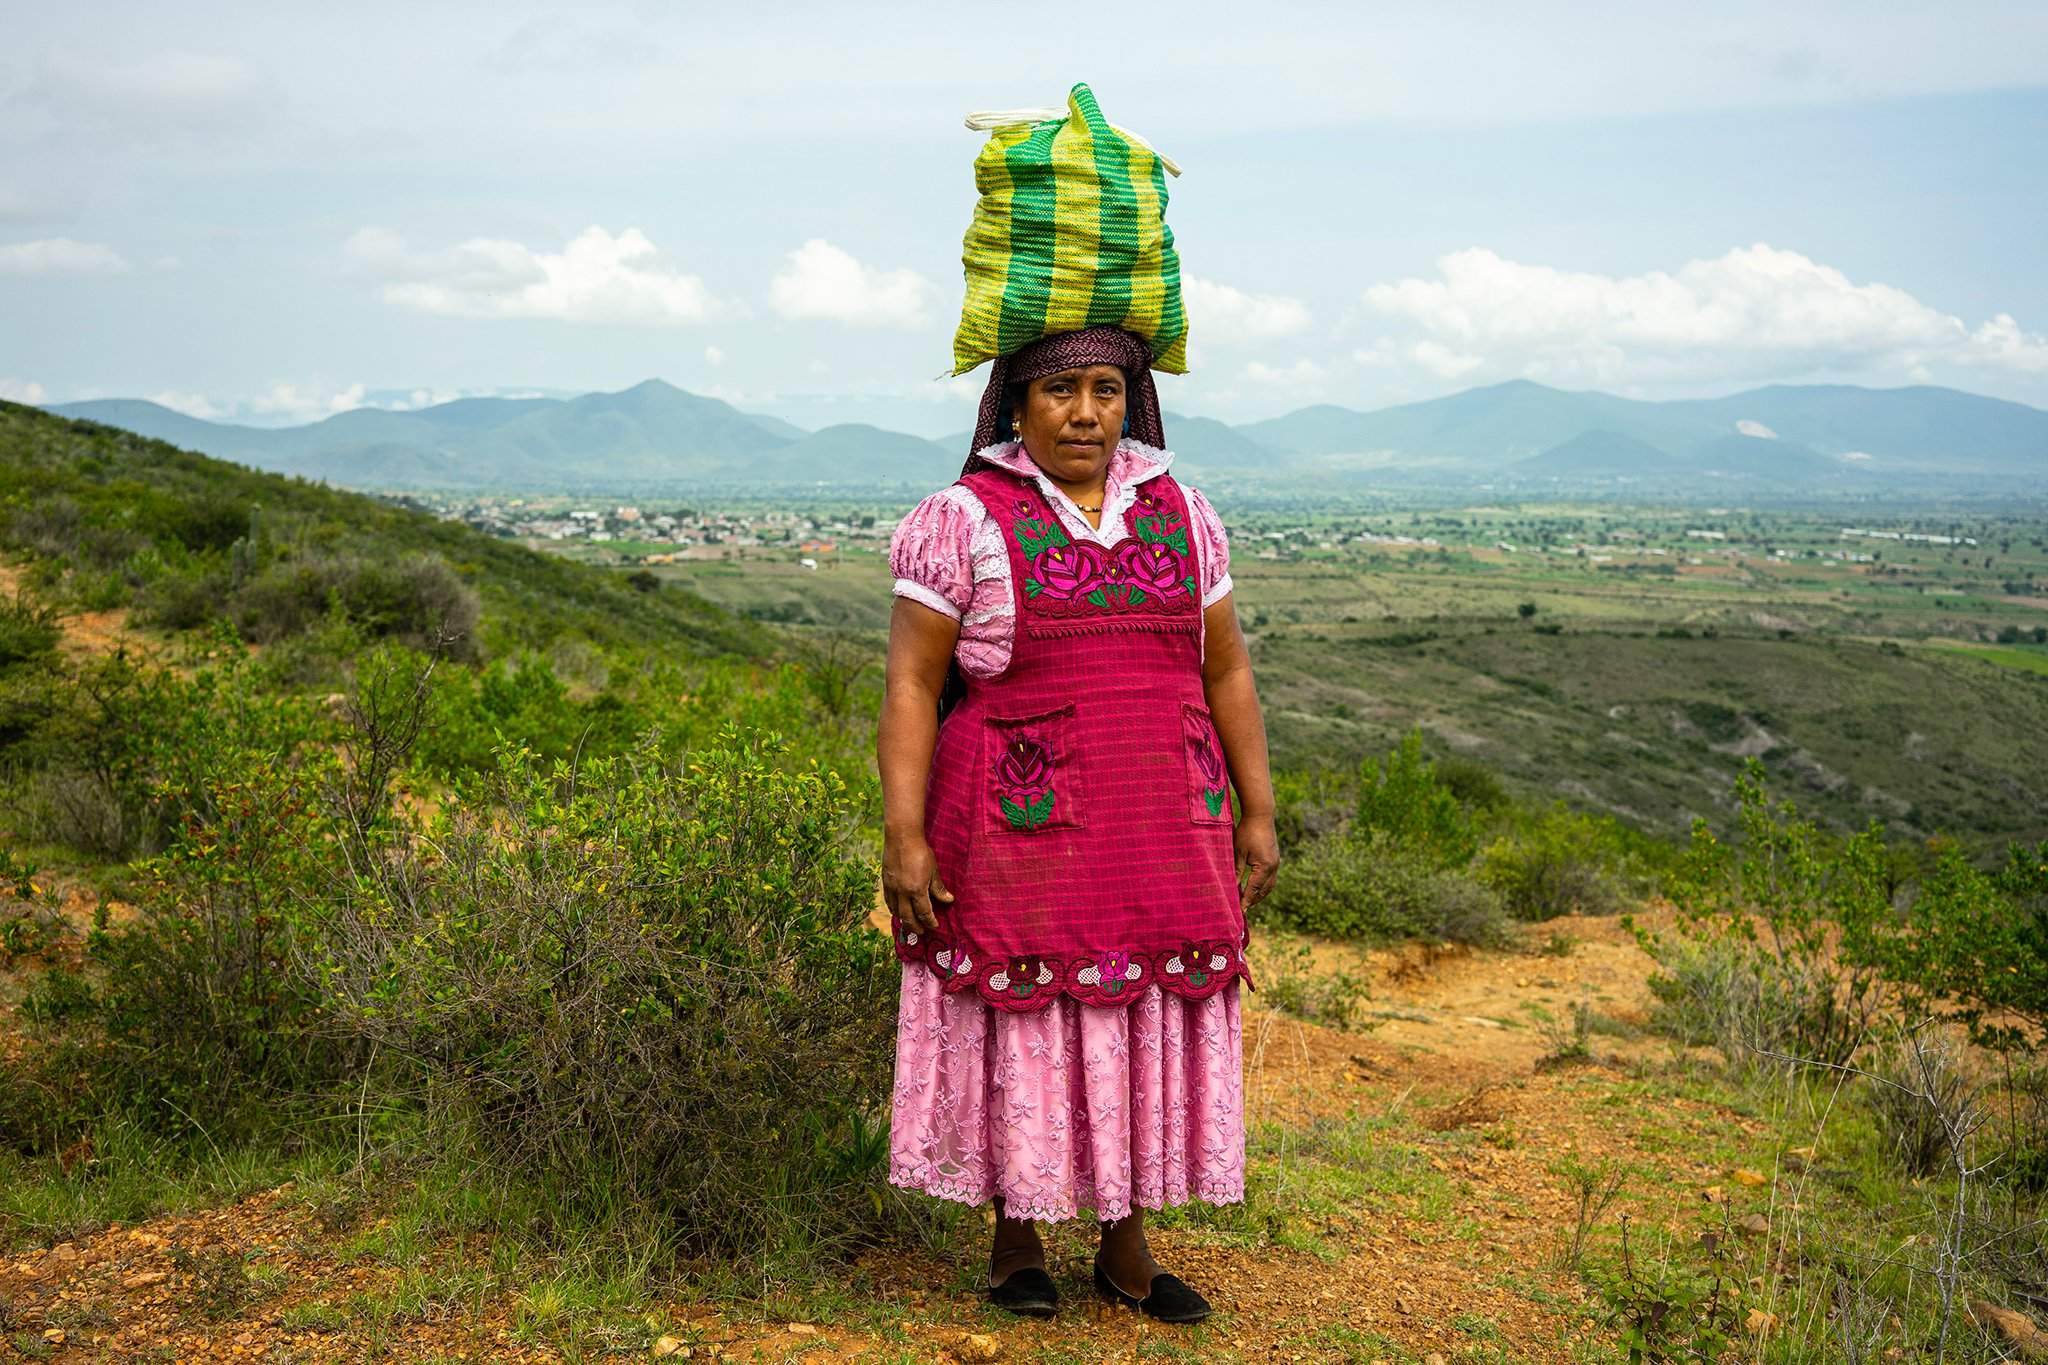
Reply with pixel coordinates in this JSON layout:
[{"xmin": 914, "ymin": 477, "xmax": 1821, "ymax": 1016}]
[
  {"xmin": 1184, "ymin": 711, "xmax": 1229, "ymax": 818},
  {"xmin": 1011, "ymin": 515, "xmax": 1073, "ymax": 568},
  {"xmin": 1009, "ymin": 489, "xmax": 1193, "ymax": 616},
  {"xmin": 994, "ymin": 734, "xmax": 1057, "ymax": 829},
  {"xmin": 1027, "ymin": 540, "xmax": 1108, "ymax": 602},
  {"xmin": 935, "ymin": 947, "xmax": 974, "ymax": 978},
  {"xmin": 1162, "ymin": 941, "xmax": 1231, "ymax": 989},
  {"xmin": 1075, "ymin": 948, "xmax": 1143, "ymax": 997},
  {"xmin": 990, "ymin": 955, "xmax": 1055, "ymax": 999}
]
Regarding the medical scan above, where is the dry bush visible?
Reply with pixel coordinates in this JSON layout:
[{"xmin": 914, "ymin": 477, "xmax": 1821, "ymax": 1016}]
[{"xmin": 315, "ymin": 722, "xmax": 894, "ymax": 1260}]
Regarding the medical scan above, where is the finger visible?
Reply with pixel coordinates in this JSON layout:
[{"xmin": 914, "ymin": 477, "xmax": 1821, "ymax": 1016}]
[
  {"xmin": 930, "ymin": 873, "xmax": 955, "ymax": 905},
  {"xmin": 910, "ymin": 887, "xmax": 938, "ymax": 934}
]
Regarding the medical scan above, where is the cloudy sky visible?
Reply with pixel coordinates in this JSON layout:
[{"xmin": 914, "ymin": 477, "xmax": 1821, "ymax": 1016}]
[{"xmin": 3, "ymin": 0, "xmax": 2046, "ymax": 435}]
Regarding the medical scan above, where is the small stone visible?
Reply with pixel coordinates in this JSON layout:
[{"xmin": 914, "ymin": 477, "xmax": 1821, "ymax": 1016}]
[
  {"xmin": 43, "ymin": 1328, "xmax": 66, "ymax": 1345},
  {"xmin": 1702, "ymin": 1185, "xmax": 1726, "ymax": 1203},
  {"xmin": 1731, "ymin": 1168, "xmax": 1769, "ymax": 1187},
  {"xmin": 1426, "ymin": 1354, "xmax": 1448, "ymax": 1365},
  {"xmin": 787, "ymin": 1322, "xmax": 817, "ymax": 1336},
  {"xmin": 50, "ymin": 1242, "xmax": 79, "ymax": 1261},
  {"xmin": 124, "ymin": 1270, "xmax": 168, "ymax": 1289},
  {"xmin": 1738, "ymin": 1213, "xmax": 1771, "ymax": 1237},
  {"xmin": 955, "ymin": 1332, "xmax": 1002, "ymax": 1362},
  {"xmin": 652, "ymin": 1336, "xmax": 690, "ymax": 1359}
]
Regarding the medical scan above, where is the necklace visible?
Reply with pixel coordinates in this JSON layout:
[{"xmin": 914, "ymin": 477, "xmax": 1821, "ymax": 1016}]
[{"xmin": 1075, "ymin": 502, "xmax": 1102, "ymax": 513}]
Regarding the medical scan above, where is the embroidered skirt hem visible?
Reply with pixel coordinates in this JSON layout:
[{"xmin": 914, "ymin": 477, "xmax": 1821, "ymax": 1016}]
[{"xmin": 888, "ymin": 962, "xmax": 1245, "ymax": 1225}]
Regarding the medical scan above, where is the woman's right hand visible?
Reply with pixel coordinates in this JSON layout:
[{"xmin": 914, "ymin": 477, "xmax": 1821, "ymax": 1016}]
[{"xmin": 882, "ymin": 831, "xmax": 954, "ymax": 934}]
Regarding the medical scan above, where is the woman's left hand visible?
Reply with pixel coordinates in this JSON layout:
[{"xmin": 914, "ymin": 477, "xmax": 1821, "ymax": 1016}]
[{"xmin": 1233, "ymin": 811, "xmax": 1280, "ymax": 909}]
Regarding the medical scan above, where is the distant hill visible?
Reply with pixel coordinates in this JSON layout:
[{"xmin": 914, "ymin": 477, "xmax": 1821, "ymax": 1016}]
[
  {"xmin": 51, "ymin": 376, "xmax": 2048, "ymax": 492},
  {"xmin": 1523, "ymin": 429, "xmax": 1676, "ymax": 476},
  {"xmin": 763, "ymin": 424, "xmax": 957, "ymax": 487},
  {"xmin": 1687, "ymin": 432, "xmax": 1841, "ymax": 480}
]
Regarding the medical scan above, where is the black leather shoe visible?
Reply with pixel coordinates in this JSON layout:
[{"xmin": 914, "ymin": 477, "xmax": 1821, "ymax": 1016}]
[
  {"xmin": 987, "ymin": 1264, "xmax": 1059, "ymax": 1318},
  {"xmin": 1093, "ymin": 1260, "xmax": 1212, "ymax": 1324}
]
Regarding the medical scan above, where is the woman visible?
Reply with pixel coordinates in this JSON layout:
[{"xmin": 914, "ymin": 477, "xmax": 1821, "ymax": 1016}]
[{"xmin": 878, "ymin": 322, "xmax": 1280, "ymax": 1323}]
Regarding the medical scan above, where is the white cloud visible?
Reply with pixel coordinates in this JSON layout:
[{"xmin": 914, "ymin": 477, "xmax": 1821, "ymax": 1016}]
[
  {"xmin": 1735, "ymin": 418, "xmax": 1779, "ymax": 438},
  {"xmin": 0, "ymin": 379, "xmax": 48, "ymax": 405},
  {"xmin": 768, "ymin": 239, "xmax": 934, "ymax": 328},
  {"xmin": 150, "ymin": 382, "xmax": 369, "ymax": 426},
  {"xmin": 146, "ymin": 390, "xmax": 225, "ymax": 419},
  {"xmin": 1411, "ymin": 339, "xmax": 1484, "ymax": 380},
  {"xmin": 704, "ymin": 345, "xmax": 726, "ymax": 366},
  {"xmin": 346, "ymin": 225, "xmax": 727, "ymax": 325},
  {"xmin": 1238, "ymin": 358, "xmax": 1327, "ymax": 390},
  {"xmin": 1361, "ymin": 244, "xmax": 2048, "ymax": 388},
  {"xmin": 0, "ymin": 237, "xmax": 131, "ymax": 275},
  {"xmin": 1182, "ymin": 276, "xmax": 1311, "ymax": 340},
  {"xmin": 1969, "ymin": 313, "xmax": 2048, "ymax": 375}
]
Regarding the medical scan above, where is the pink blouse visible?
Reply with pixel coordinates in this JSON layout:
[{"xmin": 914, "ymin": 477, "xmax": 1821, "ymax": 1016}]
[{"xmin": 889, "ymin": 438, "xmax": 1235, "ymax": 677}]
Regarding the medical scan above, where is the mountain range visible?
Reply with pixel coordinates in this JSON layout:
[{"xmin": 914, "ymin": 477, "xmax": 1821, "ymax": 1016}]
[{"xmin": 46, "ymin": 377, "xmax": 2047, "ymax": 492}]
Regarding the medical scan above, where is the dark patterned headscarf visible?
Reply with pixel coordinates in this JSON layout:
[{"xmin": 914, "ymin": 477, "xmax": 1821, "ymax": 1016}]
[{"xmin": 964, "ymin": 324, "xmax": 1166, "ymax": 474}]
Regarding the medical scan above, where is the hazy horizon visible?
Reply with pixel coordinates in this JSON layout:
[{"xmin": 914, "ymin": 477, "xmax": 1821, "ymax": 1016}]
[{"xmin": 5, "ymin": 2, "xmax": 2048, "ymax": 434}]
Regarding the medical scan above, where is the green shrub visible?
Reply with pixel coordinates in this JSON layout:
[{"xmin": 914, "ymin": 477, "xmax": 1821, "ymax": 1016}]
[
  {"xmin": 1260, "ymin": 827, "xmax": 1507, "ymax": 946},
  {"xmin": 1630, "ymin": 759, "xmax": 1891, "ymax": 1069},
  {"xmin": 132, "ymin": 566, "xmax": 231, "ymax": 631},
  {"xmin": 230, "ymin": 550, "xmax": 480, "ymax": 660},
  {"xmin": 1848, "ymin": 835, "xmax": 2047, "ymax": 1053},
  {"xmin": 1354, "ymin": 729, "xmax": 1476, "ymax": 871},
  {"xmin": 315, "ymin": 719, "xmax": 893, "ymax": 1262},
  {"xmin": 1478, "ymin": 801, "xmax": 1638, "ymax": 920},
  {"xmin": 0, "ymin": 588, "xmax": 59, "ymax": 670},
  {"xmin": 81, "ymin": 664, "xmax": 355, "ymax": 1137}
]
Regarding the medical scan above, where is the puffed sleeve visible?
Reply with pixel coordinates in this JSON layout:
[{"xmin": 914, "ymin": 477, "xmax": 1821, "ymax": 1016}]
[
  {"xmin": 1183, "ymin": 484, "xmax": 1234, "ymax": 607},
  {"xmin": 888, "ymin": 488, "xmax": 979, "ymax": 620}
]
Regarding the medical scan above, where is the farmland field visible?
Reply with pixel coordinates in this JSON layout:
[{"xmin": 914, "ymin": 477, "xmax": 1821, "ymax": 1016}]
[{"xmin": 645, "ymin": 493, "xmax": 2048, "ymax": 847}]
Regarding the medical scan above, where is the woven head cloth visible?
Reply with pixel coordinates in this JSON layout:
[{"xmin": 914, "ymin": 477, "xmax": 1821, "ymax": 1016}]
[{"xmin": 965, "ymin": 324, "xmax": 1165, "ymax": 471}]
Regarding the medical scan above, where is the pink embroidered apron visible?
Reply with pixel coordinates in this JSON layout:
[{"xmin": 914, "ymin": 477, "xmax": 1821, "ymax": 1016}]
[{"xmin": 894, "ymin": 465, "xmax": 1251, "ymax": 1012}]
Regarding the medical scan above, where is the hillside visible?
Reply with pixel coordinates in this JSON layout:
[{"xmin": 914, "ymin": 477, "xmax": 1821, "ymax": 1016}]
[{"xmin": 0, "ymin": 399, "xmax": 763, "ymax": 661}]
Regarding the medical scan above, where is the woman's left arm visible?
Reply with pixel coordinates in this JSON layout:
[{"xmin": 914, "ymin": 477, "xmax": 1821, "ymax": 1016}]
[{"xmin": 1201, "ymin": 594, "xmax": 1279, "ymax": 909}]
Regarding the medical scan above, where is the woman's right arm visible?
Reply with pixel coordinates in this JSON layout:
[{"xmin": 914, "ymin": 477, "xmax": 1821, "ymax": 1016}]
[{"xmin": 878, "ymin": 596, "xmax": 962, "ymax": 933}]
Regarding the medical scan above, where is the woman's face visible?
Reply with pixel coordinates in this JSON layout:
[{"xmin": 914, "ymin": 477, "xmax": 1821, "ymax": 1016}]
[{"xmin": 1013, "ymin": 364, "xmax": 1126, "ymax": 485}]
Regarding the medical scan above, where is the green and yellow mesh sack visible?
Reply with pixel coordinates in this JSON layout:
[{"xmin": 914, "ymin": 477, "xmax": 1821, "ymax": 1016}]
[{"xmin": 952, "ymin": 82, "xmax": 1188, "ymax": 377}]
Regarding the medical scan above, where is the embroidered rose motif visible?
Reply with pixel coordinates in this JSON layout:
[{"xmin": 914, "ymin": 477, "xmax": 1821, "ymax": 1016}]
[
  {"xmin": 1166, "ymin": 939, "xmax": 1222, "ymax": 988},
  {"xmin": 1114, "ymin": 537, "xmax": 1185, "ymax": 597},
  {"xmin": 994, "ymin": 734, "xmax": 1056, "ymax": 829},
  {"xmin": 991, "ymin": 955, "xmax": 1051, "ymax": 999},
  {"xmin": 1095, "ymin": 948, "xmax": 1140, "ymax": 996},
  {"xmin": 1186, "ymin": 715, "xmax": 1229, "ymax": 817},
  {"xmin": 1026, "ymin": 540, "xmax": 1108, "ymax": 602}
]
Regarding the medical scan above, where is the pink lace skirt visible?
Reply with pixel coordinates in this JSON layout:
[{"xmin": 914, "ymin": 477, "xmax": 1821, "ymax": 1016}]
[{"xmin": 887, "ymin": 963, "xmax": 1246, "ymax": 1223}]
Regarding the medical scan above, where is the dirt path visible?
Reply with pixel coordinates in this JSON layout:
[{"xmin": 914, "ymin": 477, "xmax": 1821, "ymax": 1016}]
[{"xmin": 0, "ymin": 909, "xmax": 1764, "ymax": 1364}]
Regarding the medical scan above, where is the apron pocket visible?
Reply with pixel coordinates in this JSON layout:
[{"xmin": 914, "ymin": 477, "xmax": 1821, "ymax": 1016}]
[
  {"xmin": 1180, "ymin": 701, "xmax": 1234, "ymax": 825},
  {"xmin": 985, "ymin": 702, "xmax": 1084, "ymax": 833}
]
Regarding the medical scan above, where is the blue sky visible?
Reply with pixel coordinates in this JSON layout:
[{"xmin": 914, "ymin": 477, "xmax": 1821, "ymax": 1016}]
[{"xmin": 2, "ymin": 0, "xmax": 2046, "ymax": 436}]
